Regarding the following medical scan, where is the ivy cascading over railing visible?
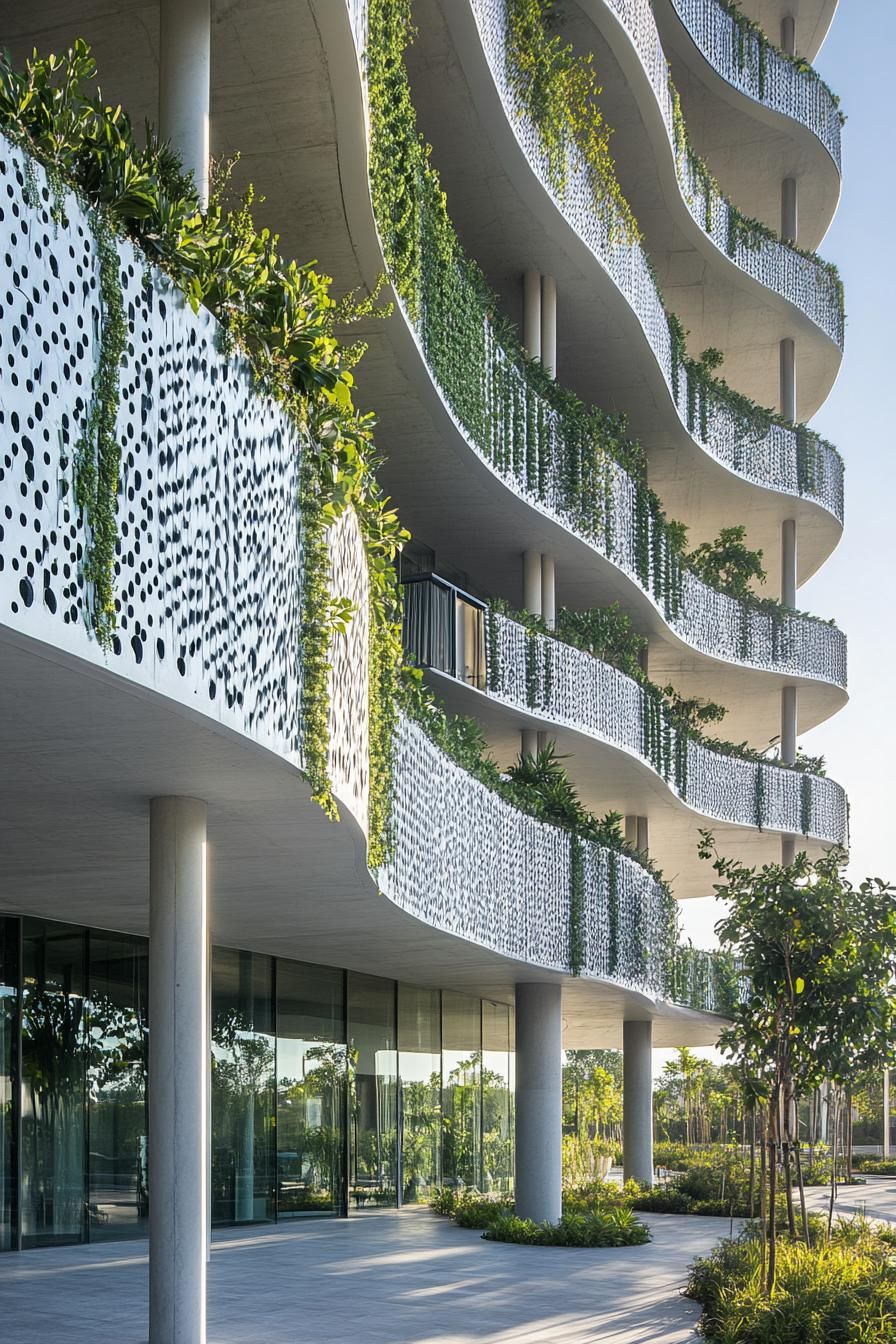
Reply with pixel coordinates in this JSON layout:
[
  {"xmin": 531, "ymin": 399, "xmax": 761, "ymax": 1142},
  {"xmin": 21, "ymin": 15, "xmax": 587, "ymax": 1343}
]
[
  {"xmin": 668, "ymin": 0, "xmax": 843, "ymax": 169},
  {"xmin": 379, "ymin": 715, "xmax": 740, "ymax": 1013},
  {"xmin": 466, "ymin": 0, "xmax": 844, "ymax": 511},
  {"xmin": 596, "ymin": 0, "xmax": 843, "ymax": 348},
  {"xmin": 485, "ymin": 608, "xmax": 847, "ymax": 844}
]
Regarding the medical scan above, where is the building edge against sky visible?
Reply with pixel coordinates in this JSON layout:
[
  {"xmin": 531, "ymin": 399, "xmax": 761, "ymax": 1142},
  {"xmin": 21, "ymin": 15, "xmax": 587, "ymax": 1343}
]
[{"xmin": 0, "ymin": 0, "xmax": 847, "ymax": 1338}]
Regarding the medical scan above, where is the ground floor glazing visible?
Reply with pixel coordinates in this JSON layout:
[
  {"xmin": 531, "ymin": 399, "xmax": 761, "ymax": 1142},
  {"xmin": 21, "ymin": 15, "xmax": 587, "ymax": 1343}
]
[{"xmin": 0, "ymin": 915, "xmax": 514, "ymax": 1250}]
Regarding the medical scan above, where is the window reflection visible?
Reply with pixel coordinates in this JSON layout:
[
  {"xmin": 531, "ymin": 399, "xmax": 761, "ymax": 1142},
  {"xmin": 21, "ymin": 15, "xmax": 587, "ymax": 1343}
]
[
  {"xmin": 442, "ymin": 992, "xmax": 482, "ymax": 1190},
  {"xmin": 211, "ymin": 949, "xmax": 275, "ymax": 1224},
  {"xmin": 398, "ymin": 985, "xmax": 441, "ymax": 1203},
  {"xmin": 348, "ymin": 972, "xmax": 397, "ymax": 1209},
  {"xmin": 482, "ymin": 1000, "xmax": 513, "ymax": 1193},
  {"xmin": 276, "ymin": 961, "xmax": 346, "ymax": 1217},
  {"xmin": 87, "ymin": 933, "xmax": 148, "ymax": 1239},
  {"xmin": 0, "ymin": 918, "xmax": 17, "ymax": 1250},
  {"xmin": 21, "ymin": 921, "xmax": 87, "ymax": 1247}
]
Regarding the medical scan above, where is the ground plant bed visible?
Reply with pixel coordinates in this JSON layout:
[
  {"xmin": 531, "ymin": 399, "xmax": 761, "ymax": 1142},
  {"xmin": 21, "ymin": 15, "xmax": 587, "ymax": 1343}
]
[
  {"xmin": 429, "ymin": 1187, "xmax": 650, "ymax": 1247},
  {"xmin": 686, "ymin": 1219, "xmax": 896, "ymax": 1344}
]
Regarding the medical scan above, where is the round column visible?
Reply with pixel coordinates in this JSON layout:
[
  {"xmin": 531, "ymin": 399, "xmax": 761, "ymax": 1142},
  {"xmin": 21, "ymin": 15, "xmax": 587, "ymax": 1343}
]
[
  {"xmin": 523, "ymin": 550, "xmax": 542, "ymax": 617},
  {"xmin": 515, "ymin": 982, "xmax": 562, "ymax": 1224},
  {"xmin": 623, "ymin": 1019, "xmax": 653, "ymax": 1186},
  {"xmin": 541, "ymin": 555, "xmax": 556, "ymax": 630},
  {"xmin": 523, "ymin": 270, "xmax": 542, "ymax": 362},
  {"xmin": 782, "ymin": 178, "xmax": 798, "ymax": 243},
  {"xmin": 540, "ymin": 275, "xmax": 557, "ymax": 379},
  {"xmin": 149, "ymin": 796, "xmax": 209, "ymax": 1344},
  {"xmin": 159, "ymin": 0, "xmax": 211, "ymax": 208}
]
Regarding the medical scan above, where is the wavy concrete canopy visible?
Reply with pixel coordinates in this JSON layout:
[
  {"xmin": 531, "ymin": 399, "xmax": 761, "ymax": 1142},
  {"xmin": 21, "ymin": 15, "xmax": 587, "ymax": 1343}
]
[
  {"xmin": 653, "ymin": 0, "xmax": 841, "ymax": 249},
  {"xmin": 733, "ymin": 0, "xmax": 839, "ymax": 61},
  {"xmin": 401, "ymin": 0, "xmax": 843, "ymax": 591},
  {"xmin": 0, "ymin": 137, "xmax": 726, "ymax": 1050}
]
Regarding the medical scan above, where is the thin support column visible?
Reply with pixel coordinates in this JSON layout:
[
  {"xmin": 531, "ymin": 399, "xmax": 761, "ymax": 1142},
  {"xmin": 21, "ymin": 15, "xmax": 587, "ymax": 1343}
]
[
  {"xmin": 625, "ymin": 816, "xmax": 649, "ymax": 855},
  {"xmin": 781, "ymin": 516, "xmax": 798, "ymax": 863},
  {"xmin": 521, "ymin": 728, "xmax": 539, "ymax": 759},
  {"xmin": 515, "ymin": 982, "xmax": 562, "ymax": 1224},
  {"xmin": 781, "ymin": 15, "xmax": 796, "ymax": 56},
  {"xmin": 623, "ymin": 1020, "xmax": 653, "ymax": 1186},
  {"xmin": 159, "ymin": 0, "xmax": 211, "ymax": 208},
  {"xmin": 523, "ymin": 270, "xmax": 542, "ymax": 362},
  {"xmin": 780, "ymin": 337, "xmax": 797, "ymax": 423},
  {"xmin": 541, "ymin": 275, "xmax": 557, "ymax": 379},
  {"xmin": 541, "ymin": 555, "xmax": 556, "ymax": 630},
  {"xmin": 523, "ymin": 550, "xmax": 542, "ymax": 617},
  {"xmin": 782, "ymin": 178, "xmax": 798, "ymax": 244},
  {"xmin": 149, "ymin": 796, "xmax": 209, "ymax": 1344}
]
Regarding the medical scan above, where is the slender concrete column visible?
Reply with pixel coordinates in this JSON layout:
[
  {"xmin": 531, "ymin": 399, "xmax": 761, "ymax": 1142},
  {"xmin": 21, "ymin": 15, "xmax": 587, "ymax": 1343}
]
[
  {"xmin": 541, "ymin": 555, "xmax": 556, "ymax": 630},
  {"xmin": 885, "ymin": 1069, "xmax": 891, "ymax": 1159},
  {"xmin": 150, "ymin": 797, "xmax": 209, "ymax": 1344},
  {"xmin": 523, "ymin": 550, "xmax": 543, "ymax": 617},
  {"xmin": 781, "ymin": 178, "xmax": 798, "ymax": 244},
  {"xmin": 780, "ymin": 515, "xmax": 798, "ymax": 863},
  {"xmin": 521, "ymin": 728, "xmax": 539, "ymax": 759},
  {"xmin": 515, "ymin": 982, "xmax": 563, "ymax": 1224},
  {"xmin": 623, "ymin": 1020, "xmax": 654, "ymax": 1186},
  {"xmin": 523, "ymin": 270, "xmax": 542, "ymax": 361},
  {"xmin": 780, "ymin": 337, "xmax": 797, "ymax": 423},
  {"xmin": 781, "ymin": 15, "xmax": 796, "ymax": 57},
  {"xmin": 624, "ymin": 816, "xmax": 649, "ymax": 854},
  {"xmin": 159, "ymin": 0, "xmax": 211, "ymax": 208},
  {"xmin": 540, "ymin": 275, "xmax": 557, "ymax": 379}
]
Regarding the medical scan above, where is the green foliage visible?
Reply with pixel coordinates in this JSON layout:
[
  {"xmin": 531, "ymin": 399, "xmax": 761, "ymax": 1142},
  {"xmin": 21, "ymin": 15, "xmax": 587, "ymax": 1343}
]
[
  {"xmin": 716, "ymin": 0, "xmax": 846, "ymax": 125},
  {"xmin": 687, "ymin": 526, "xmax": 767, "ymax": 600},
  {"xmin": 853, "ymin": 1157, "xmax": 896, "ymax": 1177},
  {"xmin": 0, "ymin": 39, "xmax": 408, "ymax": 825},
  {"xmin": 484, "ymin": 1206, "xmax": 650, "ymax": 1247},
  {"xmin": 668, "ymin": 81, "xmax": 844, "ymax": 328},
  {"xmin": 429, "ymin": 1184, "xmax": 650, "ymax": 1247},
  {"xmin": 505, "ymin": 0, "xmax": 640, "ymax": 242},
  {"xmin": 686, "ymin": 1221, "xmax": 896, "ymax": 1344}
]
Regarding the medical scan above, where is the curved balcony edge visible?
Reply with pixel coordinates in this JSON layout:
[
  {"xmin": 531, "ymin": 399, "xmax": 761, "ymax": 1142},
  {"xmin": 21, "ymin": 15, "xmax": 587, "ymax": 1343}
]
[
  {"xmin": 584, "ymin": 0, "xmax": 844, "ymax": 349},
  {"xmin": 429, "ymin": 0, "xmax": 844, "ymax": 529},
  {"xmin": 332, "ymin": 7, "xmax": 849, "ymax": 705},
  {"xmin": 478, "ymin": 606, "xmax": 847, "ymax": 846},
  {"xmin": 666, "ymin": 0, "xmax": 842, "ymax": 174},
  {"xmin": 378, "ymin": 713, "xmax": 740, "ymax": 1015}
]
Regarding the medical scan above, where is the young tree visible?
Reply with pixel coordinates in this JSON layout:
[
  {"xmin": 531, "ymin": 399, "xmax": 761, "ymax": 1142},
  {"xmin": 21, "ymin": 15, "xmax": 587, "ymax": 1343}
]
[{"xmin": 700, "ymin": 836, "xmax": 896, "ymax": 1294}]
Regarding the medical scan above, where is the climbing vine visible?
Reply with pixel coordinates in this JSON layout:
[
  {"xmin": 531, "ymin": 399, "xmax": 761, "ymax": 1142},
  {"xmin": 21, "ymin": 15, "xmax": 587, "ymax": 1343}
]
[
  {"xmin": 73, "ymin": 212, "xmax": 126, "ymax": 648},
  {"xmin": 0, "ymin": 40, "xmax": 408, "ymax": 832}
]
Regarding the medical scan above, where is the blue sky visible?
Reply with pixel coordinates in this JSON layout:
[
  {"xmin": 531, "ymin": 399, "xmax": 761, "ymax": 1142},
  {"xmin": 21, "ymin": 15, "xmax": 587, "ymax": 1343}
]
[{"xmin": 678, "ymin": 0, "xmax": 896, "ymax": 953}]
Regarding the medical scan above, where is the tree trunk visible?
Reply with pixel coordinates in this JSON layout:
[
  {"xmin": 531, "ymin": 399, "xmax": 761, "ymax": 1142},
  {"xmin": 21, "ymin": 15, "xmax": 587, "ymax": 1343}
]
[
  {"xmin": 846, "ymin": 1088, "xmax": 853, "ymax": 1182},
  {"xmin": 759, "ymin": 1117, "xmax": 768, "ymax": 1290},
  {"xmin": 767, "ymin": 1094, "xmax": 778, "ymax": 1295},
  {"xmin": 749, "ymin": 1108, "xmax": 757, "ymax": 1220},
  {"xmin": 827, "ymin": 1090, "xmax": 839, "ymax": 1240},
  {"xmin": 783, "ymin": 1080, "xmax": 797, "ymax": 1239},
  {"xmin": 794, "ymin": 1128, "xmax": 811, "ymax": 1245}
]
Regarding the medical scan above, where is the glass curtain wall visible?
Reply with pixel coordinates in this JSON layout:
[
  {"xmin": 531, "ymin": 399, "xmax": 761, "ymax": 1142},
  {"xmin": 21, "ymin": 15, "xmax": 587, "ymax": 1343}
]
[
  {"xmin": 276, "ymin": 960, "xmax": 346, "ymax": 1217},
  {"xmin": 0, "ymin": 911, "xmax": 516, "ymax": 1244},
  {"xmin": 86, "ymin": 933, "xmax": 148, "ymax": 1239},
  {"xmin": 397, "ymin": 984, "xmax": 441, "ymax": 1203},
  {"xmin": 20, "ymin": 921, "xmax": 87, "ymax": 1247},
  {"xmin": 442, "ymin": 991, "xmax": 482, "ymax": 1190},
  {"xmin": 348, "ymin": 972, "xmax": 397, "ymax": 1208},
  {"xmin": 211, "ymin": 948, "xmax": 276, "ymax": 1224},
  {"xmin": 0, "ymin": 918, "xmax": 17, "ymax": 1250},
  {"xmin": 481, "ymin": 1000, "xmax": 512, "ymax": 1193}
]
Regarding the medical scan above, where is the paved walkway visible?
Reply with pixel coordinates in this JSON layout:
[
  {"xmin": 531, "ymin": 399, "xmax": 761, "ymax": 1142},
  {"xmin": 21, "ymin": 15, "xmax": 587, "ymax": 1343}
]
[
  {"xmin": 4, "ymin": 1180, "xmax": 893, "ymax": 1343},
  {"xmin": 0, "ymin": 1208, "xmax": 728, "ymax": 1344}
]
